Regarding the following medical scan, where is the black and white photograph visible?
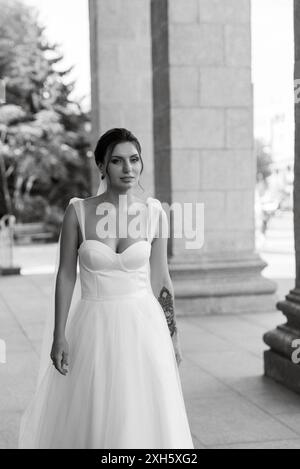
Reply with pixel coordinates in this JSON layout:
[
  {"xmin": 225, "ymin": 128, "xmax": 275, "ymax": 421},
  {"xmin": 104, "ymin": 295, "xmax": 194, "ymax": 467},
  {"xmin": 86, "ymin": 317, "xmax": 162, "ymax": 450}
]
[{"xmin": 0, "ymin": 0, "xmax": 298, "ymax": 451}]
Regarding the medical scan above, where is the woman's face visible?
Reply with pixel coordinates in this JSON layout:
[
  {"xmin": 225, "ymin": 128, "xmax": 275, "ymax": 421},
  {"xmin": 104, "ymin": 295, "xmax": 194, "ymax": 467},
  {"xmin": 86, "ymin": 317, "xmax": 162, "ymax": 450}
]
[{"xmin": 102, "ymin": 141, "xmax": 142, "ymax": 190}]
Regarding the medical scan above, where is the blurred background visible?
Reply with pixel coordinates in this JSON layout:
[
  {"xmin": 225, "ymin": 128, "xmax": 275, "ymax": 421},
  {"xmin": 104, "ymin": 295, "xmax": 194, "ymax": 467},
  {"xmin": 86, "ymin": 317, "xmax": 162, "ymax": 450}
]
[
  {"xmin": 252, "ymin": 0, "xmax": 294, "ymax": 298},
  {"xmin": 0, "ymin": 0, "xmax": 297, "ymax": 449},
  {"xmin": 0, "ymin": 0, "xmax": 91, "ymax": 256},
  {"xmin": 0, "ymin": 0, "xmax": 294, "ymax": 282}
]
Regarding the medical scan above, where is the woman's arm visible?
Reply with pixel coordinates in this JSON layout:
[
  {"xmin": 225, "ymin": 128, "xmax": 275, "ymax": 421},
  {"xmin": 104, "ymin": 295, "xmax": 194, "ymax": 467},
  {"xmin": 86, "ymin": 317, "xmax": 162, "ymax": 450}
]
[
  {"xmin": 50, "ymin": 202, "xmax": 79, "ymax": 375},
  {"xmin": 149, "ymin": 206, "xmax": 182, "ymax": 366}
]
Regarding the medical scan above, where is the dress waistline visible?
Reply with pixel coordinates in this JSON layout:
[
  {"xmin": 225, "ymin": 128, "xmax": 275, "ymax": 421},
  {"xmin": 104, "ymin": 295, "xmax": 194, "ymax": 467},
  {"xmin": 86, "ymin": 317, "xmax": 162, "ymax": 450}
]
[{"xmin": 81, "ymin": 289, "xmax": 153, "ymax": 302}]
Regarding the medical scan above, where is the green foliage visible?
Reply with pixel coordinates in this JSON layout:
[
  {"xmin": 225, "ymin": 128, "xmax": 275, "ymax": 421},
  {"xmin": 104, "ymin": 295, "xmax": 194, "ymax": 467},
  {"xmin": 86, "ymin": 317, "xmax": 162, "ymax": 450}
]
[{"xmin": 0, "ymin": 0, "xmax": 91, "ymax": 227}]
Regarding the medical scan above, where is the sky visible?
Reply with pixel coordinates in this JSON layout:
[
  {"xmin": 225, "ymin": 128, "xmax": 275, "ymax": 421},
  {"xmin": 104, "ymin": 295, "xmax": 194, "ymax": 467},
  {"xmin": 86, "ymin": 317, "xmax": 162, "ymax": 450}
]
[
  {"xmin": 22, "ymin": 0, "xmax": 294, "ymax": 159},
  {"xmin": 23, "ymin": 0, "xmax": 91, "ymax": 110}
]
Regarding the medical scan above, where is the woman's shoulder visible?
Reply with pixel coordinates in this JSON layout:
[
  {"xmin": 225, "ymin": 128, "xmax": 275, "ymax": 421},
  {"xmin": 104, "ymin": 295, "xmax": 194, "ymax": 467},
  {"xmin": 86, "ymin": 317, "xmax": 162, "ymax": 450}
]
[
  {"xmin": 146, "ymin": 196, "xmax": 162, "ymax": 207},
  {"xmin": 68, "ymin": 196, "xmax": 83, "ymax": 206},
  {"xmin": 68, "ymin": 195, "xmax": 98, "ymax": 208},
  {"xmin": 68, "ymin": 195, "xmax": 163, "ymax": 209},
  {"xmin": 82, "ymin": 194, "xmax": 161, "ymax": 206}
]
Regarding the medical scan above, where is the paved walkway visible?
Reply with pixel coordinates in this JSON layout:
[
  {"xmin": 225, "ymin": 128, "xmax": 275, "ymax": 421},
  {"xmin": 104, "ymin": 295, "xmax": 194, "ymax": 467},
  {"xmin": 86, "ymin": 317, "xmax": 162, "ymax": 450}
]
[{"xmin": 0, "ymin": 210, "xmax": 298, "ymax": 449}]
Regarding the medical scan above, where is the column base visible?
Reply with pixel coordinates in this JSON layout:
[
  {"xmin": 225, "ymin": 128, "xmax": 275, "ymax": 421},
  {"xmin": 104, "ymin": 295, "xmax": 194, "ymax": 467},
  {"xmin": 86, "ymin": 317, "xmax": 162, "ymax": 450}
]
[
  {"xmin": 264, "ymin": 350, "xmax": 300, "ymax": 395},
  {"xmin": 169, "ymin": 252, "xmax": 277, "ymax": 315},
  {"xmin": 263, "ymin": 288, "xmax": 300, "ymax": 395}
]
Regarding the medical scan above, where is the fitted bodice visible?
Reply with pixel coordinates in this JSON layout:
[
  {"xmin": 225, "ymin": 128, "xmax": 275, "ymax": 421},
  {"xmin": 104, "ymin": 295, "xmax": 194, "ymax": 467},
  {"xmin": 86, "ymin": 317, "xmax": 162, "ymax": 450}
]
[{"xmin": 70, "ymin": 197, "xmax": 161, "ymax": 300}]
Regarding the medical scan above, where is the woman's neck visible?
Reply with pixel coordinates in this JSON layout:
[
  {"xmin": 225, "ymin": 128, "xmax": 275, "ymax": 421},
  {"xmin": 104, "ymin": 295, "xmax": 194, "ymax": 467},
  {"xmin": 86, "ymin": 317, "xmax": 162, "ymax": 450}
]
[{"xmin": 101, "ymin": 189, "xmax": 136, "ymax": 208}]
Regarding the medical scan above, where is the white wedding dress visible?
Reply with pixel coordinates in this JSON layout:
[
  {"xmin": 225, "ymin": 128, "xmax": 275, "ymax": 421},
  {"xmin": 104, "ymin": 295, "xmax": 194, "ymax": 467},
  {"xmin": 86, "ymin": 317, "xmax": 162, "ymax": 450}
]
[{"xmin": 19, "ymin": 197, "xmax": 194, "ymax": 449}]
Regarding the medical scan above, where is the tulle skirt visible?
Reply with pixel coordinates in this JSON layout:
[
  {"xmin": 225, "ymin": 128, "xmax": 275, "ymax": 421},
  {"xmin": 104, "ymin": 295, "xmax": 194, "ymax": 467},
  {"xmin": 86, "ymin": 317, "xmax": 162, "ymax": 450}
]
[{"xmin": 18, "ymin": 292, "xmax": 194, "ymax": 449}]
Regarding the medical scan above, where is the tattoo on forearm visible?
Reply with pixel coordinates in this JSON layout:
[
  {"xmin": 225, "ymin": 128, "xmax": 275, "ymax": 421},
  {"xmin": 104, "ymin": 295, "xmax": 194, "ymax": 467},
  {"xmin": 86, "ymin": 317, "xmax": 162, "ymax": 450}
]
[{"xmin": 158, "ymin": 286, "xmax": 177, "ymax": 337}]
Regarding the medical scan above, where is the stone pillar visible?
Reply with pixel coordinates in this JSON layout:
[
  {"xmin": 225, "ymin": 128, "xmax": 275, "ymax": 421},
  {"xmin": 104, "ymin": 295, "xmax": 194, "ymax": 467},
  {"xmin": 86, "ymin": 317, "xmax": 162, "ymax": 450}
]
[
  {"xmin": 263, "ymin": 0, "xmax": 300, "ymax": 393},
  {"xmin": 151, "ymin": 0, "xmax": 277, "ymax": 314},
  {"xmin": 88, "ymin": 0, "xmax": 155, "ymax": 196}
]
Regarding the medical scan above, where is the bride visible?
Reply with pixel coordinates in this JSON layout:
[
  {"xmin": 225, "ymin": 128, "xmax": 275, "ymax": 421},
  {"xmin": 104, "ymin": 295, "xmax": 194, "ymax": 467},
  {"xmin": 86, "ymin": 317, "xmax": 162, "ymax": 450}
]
[{"xmin": 18, "ymin": 128, "xmax": 194, "ymax": 449}]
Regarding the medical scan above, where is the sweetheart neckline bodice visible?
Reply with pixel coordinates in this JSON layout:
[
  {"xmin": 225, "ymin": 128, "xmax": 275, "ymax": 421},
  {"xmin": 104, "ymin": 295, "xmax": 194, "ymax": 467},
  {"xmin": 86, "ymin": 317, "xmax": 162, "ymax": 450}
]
[
  {"xmin": 72, "ymin": 199, "xmax": 158, "ymax": 292},
  {"xmin": 78, "ymin": 239, "xmax": 151, "ymax": 256}
]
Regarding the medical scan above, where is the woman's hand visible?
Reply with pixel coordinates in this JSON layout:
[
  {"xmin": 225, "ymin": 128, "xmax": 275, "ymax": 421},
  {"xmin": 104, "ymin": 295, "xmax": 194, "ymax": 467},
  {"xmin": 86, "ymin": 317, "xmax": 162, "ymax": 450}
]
[
  {"xmin": 50, "ymin": 336, "xmax": 69, "ymax": 376},
  {"xmin": 172, "ymin": 330, "xmax": 183, "ymax": 367}
]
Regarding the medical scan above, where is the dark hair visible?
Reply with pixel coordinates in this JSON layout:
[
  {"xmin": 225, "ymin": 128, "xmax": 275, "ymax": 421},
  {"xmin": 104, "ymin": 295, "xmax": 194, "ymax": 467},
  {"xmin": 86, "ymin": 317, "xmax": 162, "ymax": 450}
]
[{"xmin": 94, "ymin": 128, "xmax": 144, "ymax": 190}]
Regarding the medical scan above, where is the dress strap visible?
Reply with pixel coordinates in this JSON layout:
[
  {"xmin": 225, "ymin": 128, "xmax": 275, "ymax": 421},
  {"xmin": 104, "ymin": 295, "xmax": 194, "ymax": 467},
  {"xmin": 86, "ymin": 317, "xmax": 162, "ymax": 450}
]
[
  {"xmin": 78, "ymin": 199, "xmax": 86, "ymax": 241},
  {"xmin": 69, "ymin": 197, "xmax": 86, "ymax": 242}
]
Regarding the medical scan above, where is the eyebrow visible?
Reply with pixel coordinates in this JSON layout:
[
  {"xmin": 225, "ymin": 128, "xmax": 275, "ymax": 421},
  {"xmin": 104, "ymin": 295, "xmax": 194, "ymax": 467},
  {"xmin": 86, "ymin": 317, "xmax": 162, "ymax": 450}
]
[{"xmin": 111, "ymin": 154, "xmax": 139, "ymax": 158}]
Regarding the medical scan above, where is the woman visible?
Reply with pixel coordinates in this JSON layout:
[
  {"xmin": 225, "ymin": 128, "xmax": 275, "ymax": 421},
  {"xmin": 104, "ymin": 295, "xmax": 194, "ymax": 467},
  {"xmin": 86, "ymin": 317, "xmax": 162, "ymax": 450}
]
[{"xmin": 19, "ymin": 128, "xmax": 194, "ymax": 449}]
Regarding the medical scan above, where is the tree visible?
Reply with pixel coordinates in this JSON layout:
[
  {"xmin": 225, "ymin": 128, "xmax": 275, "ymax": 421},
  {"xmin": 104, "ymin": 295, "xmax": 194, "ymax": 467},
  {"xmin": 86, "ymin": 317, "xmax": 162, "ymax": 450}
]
[{"xmin": 0, "ymin": 0, "xmax": 91, "ymax": 232}]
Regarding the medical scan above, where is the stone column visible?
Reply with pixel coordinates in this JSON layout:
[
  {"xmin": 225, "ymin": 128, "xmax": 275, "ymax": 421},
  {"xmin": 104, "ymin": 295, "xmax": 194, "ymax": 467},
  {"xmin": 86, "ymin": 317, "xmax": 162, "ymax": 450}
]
[
  {"xmin": 88, "ymin": 0, "xmax": 155, "ymax": 196},
  {"xmin": 151, "ymin": 0, "xmax": 277, "ymax": 314},
  {"xmin": 263, "ymin": 0, "xmax": 300, "ymax": 393}
]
